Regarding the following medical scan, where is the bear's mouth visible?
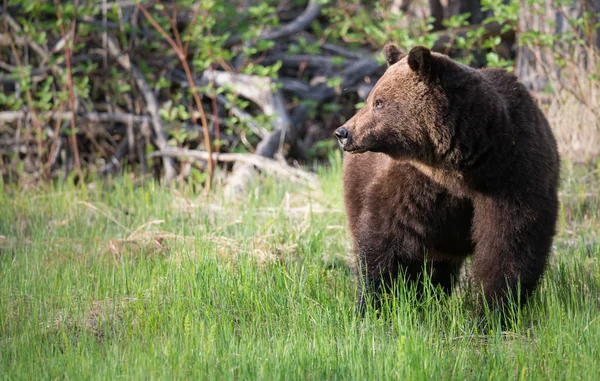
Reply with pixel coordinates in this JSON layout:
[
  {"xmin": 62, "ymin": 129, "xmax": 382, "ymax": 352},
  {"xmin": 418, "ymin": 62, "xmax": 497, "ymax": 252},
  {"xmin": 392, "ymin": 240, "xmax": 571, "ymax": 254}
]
[
  {"xmin": 335, "ymin": 132, "xmax": 369, "ymax": 154},
  {"xmin": 343, "ymin": 146, "xmax": 368, "ymax": 154}
]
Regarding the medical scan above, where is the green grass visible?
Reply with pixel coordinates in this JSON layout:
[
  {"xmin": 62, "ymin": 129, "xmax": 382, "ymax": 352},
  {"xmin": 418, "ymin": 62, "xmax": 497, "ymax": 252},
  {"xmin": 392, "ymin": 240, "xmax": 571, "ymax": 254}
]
[{"xmin": 1, "ymin": 154, "xmax": 599, "ymax": 380}]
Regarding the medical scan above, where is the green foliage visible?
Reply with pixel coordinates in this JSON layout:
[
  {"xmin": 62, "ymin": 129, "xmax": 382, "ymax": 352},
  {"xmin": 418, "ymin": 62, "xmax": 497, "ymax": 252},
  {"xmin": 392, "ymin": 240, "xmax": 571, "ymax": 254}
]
[
  {"xmin": 482, "ymin": 0, "xmax": 520, "ymax": 25},
  {"xmin": 2, "ymin": 0, "xmax": 599, "ymax": 179},
  {"xmin": 518, "ymin": 1, "xmax": 600, "ymax": 83}
]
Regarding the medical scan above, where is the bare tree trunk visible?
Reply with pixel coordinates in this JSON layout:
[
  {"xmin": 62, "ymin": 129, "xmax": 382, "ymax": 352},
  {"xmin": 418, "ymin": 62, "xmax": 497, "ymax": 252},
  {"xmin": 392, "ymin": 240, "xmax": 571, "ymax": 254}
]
[
  {"xmin": 516, "ymin": 0, "xmax": 600, "ymax": 162},
  {"xmin": 430, "ymin": 0, "xmax": 462, "ymax": 30},
  {"xmin": 389, "ymin": 0, "xmax": 413, "ymax": 13},
  {"xmin": 460, "ymin": 0, "xmax": 484, "ymax": 24},
  {"xmin": 515, "ymin": 0, "xmax": 599, "ymax": 92},
  {"xmin": 429, "ymin": 0, "xmax": 487, "ymax": 30},
  {"xmin": 429, "ymin": 0, "xmax": 445, "ymax": 30}
]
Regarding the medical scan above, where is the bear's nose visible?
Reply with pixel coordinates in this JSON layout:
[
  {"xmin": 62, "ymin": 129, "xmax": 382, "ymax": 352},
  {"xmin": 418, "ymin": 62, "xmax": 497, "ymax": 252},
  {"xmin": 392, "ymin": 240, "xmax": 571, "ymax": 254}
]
[{"xmin": 334, "ymin": 127, "xmax": 348, "ymax": 140}]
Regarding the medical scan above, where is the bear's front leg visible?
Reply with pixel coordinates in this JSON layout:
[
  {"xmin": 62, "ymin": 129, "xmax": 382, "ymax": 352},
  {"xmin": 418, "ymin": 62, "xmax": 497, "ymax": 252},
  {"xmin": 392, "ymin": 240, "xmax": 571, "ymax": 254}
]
[
  {"xmin": 355, "ymin": 247, "xmax": 427, "ymax": 316},
  {"xmin": 471, "ymin": 195, "xmax": 557, "ymax": 319},
  {"xmin": 355, "ymin": 251, "xmax": 398, "ymax": 316}
]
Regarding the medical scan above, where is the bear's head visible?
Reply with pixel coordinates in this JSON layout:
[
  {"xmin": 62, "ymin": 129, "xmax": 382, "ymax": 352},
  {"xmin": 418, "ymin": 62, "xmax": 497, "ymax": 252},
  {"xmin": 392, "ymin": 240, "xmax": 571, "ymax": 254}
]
[{"xmin": 334, "ymin": 44, "xmax": 478, "ymax": 164}]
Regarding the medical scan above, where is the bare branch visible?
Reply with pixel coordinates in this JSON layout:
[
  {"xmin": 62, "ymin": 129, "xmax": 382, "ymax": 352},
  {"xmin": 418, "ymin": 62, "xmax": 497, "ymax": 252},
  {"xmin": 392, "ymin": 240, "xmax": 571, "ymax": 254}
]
[
  {"xmin": 200, "ymin": 71, "xmax": 291, "ymax": 129},
  {"xmin": 3, "ymin": 13, "xmax": 50, "ymax": 64},
  {"xmin": 194, "ymin": 70, "xmax": 296, "ymax": 197},
  {"xmin": 432, "ymin": 22, "xmax": 515, "ymax": 54},
  {"xmin": 0, "ymin": 111, "xmax": 150, "ymax": 124},
  {"xmin": 226, "ymin": 0, "xmax": 324, "ymax": 46},
  {"xmin": 137, "ymin": 3, "xmax": 214, "ymax": 190},
  {"xmin": 149, "ymin": 147, "xmax": 318, "ymax": 186},
  {"xmin": 53, "ymin": 0, "xmax": 83, "ymax": 180},
  {"xmin": 105, "ymin": 35, "xmax": 176, "ymax": 182},
  {"xmin": 262, "ymin": 0, "xmax": 324, "ymax": 40}
]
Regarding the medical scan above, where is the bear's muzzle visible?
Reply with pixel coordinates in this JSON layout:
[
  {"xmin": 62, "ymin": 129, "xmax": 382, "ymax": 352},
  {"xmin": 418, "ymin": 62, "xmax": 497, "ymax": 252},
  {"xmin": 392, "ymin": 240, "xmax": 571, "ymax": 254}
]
[{"xmin": 334, "ymin": 127, "xmax": 349, "ymax": 148}]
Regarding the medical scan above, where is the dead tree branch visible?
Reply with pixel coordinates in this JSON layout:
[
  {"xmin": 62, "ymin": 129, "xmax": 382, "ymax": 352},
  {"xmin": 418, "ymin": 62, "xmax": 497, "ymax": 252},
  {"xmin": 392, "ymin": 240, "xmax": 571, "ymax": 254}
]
[
  {"xmin": 137, "ymin": 2, "xmax": 214, "ymax": 191},
  {"xmin": 54, "ymin": 0, "xmax": 83, "ymax": 180},
  {"xmin": 0, "ymin": 111, "xmax": 150, "ymax": 124},
  {"xmin": 3, "ymin": 13, "xmax": 50, "ymax": 64},
  {"xmin": 195, "ymin": 70, "xmax": 295, "ymax": 197},
  {"xmin": 105, "ymin": 35, "xmax": 176, "ymax": 182},
  {"xmin": 227, "ymin": 0, "xmax": 324, "ymax": 46},
  {"xmin": 432, "ymin": 21, "xmax": 515, "ymax": 54},
  {"xmin": 149, "ymin": 147, "xmax": 318, "ymax": 187},
  {"xmin": 262, "ymin": 0, "xmax": 324, "ymax": 40}
]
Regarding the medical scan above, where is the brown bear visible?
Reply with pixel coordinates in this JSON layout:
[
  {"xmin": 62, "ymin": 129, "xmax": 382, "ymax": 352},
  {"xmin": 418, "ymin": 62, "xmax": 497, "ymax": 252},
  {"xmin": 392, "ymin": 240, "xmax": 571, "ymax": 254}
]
[{"xmin": 334, "ymin": 44, "xmax": 560, "ymax": 320}]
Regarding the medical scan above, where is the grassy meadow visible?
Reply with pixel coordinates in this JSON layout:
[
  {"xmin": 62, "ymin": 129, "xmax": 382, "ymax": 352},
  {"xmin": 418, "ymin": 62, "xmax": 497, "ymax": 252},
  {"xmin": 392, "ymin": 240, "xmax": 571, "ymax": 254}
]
[{"xmin": 1, "ymin": 153, "xmax": 599, "ymax": 380}]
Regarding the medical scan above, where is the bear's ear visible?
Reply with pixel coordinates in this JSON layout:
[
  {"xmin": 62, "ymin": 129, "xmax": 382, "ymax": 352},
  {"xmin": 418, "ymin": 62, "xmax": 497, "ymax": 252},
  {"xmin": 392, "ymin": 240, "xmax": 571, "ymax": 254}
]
[
  {"xmin": 383, "ymin": 44, "xmax": 402, "ymax": 67},
  {"xmin": 407, "ymin": 45, "xmax": 435, "ymax": 80}
]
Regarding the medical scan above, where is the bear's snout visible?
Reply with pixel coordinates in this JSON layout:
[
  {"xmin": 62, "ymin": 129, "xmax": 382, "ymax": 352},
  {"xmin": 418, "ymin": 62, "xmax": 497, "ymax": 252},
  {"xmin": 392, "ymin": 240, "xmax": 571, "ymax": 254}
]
[{"xmin": 334, "ymin": 127, "xmax": 349, "ymax": 147}]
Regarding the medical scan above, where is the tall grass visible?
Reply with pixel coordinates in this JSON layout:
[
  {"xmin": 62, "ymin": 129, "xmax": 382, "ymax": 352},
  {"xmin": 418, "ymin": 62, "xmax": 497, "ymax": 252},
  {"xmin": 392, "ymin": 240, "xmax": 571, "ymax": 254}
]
[{"xmin": 1, "ymin": 154, "xmax": 599, "ymax": 380}]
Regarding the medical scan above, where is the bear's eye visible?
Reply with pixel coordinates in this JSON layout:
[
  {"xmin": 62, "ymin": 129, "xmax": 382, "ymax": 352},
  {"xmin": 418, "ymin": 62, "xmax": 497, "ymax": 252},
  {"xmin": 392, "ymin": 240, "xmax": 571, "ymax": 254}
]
[{"xmin": 374, "ymin": 99, "xmax": 384, "ymax": 110}]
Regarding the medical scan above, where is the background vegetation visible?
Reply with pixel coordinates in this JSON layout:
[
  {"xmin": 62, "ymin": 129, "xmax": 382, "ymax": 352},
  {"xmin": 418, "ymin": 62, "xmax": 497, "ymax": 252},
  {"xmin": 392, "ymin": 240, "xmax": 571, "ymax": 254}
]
[{"xmin": 1, "ymin": 0, "xmax": 599, "ymax": 191}]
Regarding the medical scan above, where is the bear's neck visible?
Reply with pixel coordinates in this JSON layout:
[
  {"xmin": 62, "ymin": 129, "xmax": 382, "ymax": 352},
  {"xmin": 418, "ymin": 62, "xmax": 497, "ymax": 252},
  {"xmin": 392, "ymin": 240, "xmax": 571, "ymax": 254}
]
[
  {"xmin": 406, "ymin": 160, "xmax": 471, "ymax": 198},
  {"xmin": 441, "ymin": 88, "xmax": 518, "ymax": 193}
]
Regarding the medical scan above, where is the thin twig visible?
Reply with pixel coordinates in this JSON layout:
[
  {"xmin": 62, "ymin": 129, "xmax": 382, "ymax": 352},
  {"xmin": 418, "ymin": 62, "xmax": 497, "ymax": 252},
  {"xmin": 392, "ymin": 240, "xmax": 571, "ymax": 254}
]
[
  {"xmin": 182, "ymin": 3, "xmax": 201, "ymax": 54},
  {"xmin": 4, "ymin": 13, "xmax": 50, "ymax": 64},
  {"xmin": 105, "ymin": 35, "xmax": 176, "ymax": 182},
  {"xmin": 209, "ymin": 67, "xmax": 221, "ymax": 153},
  {"xmin": 46, "ymin": 102, "xmax": 65, "ymax": 179},
  {"xmin": 137, "ymin": 3, "xmax": 214, "ymax": 191},
  {"xmin": 53, "ymin": 0, "xmax": 83, "ymax": 181},
  {"xmin": 8, "ymin": 43, "xmax": 44, "ymax": 170}
]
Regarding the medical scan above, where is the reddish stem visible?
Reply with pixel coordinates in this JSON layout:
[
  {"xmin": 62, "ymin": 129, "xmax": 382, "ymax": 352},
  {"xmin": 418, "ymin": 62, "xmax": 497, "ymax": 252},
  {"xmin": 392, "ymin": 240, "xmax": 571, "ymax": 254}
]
[
  {"xmin": 138, "ymin": 3, "xmax": 214, "ymax": 191},
  {"xmin": 54, "ymin": 0, "xmax": 83, "ymax": 181}
]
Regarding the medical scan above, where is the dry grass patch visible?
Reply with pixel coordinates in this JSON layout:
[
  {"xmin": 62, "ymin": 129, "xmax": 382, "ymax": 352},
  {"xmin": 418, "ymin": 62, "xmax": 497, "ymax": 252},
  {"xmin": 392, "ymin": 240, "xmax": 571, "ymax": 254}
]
[{"xmin": 42, "ymin": 297, "xmax": 136, "ymax": 346}]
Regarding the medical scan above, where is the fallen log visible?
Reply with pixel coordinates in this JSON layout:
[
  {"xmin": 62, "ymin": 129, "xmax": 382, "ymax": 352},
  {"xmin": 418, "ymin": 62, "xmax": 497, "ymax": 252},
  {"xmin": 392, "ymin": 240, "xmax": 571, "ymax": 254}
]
[{"xmin": 149, "ymin": 147, "xmax": 318, "ymax": 187}]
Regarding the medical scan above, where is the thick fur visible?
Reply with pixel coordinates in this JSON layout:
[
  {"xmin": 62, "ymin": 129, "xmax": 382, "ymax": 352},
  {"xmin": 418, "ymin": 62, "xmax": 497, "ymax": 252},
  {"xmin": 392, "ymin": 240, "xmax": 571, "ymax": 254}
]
[{"xmin": 338, "ymin": 45, "xmax": 560, "ymax": 317}]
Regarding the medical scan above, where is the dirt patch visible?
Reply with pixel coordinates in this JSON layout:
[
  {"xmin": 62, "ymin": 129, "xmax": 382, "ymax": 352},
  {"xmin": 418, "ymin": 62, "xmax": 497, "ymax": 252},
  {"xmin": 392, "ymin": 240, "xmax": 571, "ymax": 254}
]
[{"xmin": 42, "ymin": 297, "xmax": 136, "ymax": 349}]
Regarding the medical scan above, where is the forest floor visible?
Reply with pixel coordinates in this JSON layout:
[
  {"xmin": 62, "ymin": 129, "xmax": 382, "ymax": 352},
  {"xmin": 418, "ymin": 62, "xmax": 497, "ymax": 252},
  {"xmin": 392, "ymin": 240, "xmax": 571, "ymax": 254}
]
[{"xmin": 1, "ymin": 152, "xmax": 599, "ymax": 380}]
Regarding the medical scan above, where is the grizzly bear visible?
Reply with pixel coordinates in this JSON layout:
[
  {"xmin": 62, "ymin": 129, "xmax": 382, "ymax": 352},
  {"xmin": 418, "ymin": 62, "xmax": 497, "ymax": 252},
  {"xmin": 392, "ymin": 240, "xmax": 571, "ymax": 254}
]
[{"xmin": 334, "ymin": 45, "xmax": 560, "ymax": 319}]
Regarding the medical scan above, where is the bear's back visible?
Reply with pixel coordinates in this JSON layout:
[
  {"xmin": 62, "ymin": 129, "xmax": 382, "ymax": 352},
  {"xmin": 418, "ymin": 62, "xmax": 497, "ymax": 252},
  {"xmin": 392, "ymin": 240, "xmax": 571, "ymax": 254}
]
[
  {"xmin": 478, "ymin": 67, "xmax": 560, "ymax": 195},
  {"xmin": 480, "ymin": 67, "xmax": 556, "ymax": 146}
]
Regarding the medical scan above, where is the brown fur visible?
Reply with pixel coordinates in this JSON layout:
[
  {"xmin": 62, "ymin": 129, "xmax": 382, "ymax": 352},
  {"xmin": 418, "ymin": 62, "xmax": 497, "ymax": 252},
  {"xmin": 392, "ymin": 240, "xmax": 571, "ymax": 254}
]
[{"xmin": 335, "ymin": 45, "xmax": 560, "ymax": 319}]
